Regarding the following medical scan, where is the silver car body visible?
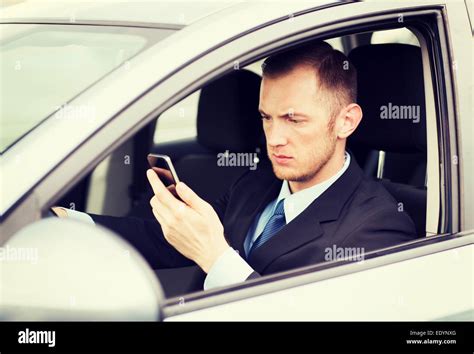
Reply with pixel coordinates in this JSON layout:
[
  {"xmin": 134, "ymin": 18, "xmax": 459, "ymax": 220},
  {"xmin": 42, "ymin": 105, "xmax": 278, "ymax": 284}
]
[{"xmin": 0, "ymin": 0, "xmax": 472, "ymax": 320}]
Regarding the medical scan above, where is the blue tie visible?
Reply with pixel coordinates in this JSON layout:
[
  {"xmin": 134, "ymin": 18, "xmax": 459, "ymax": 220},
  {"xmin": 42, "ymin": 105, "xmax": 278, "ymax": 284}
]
[{"xmin": 247, "ymin": 199, "xmax": 286, "ymax": 257}]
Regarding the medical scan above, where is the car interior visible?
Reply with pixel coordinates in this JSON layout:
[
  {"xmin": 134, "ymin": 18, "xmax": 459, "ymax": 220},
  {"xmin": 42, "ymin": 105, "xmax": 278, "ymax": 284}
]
[{"xmin": 53, "ymin": 27, "xmax": 429, "ymax": 298}]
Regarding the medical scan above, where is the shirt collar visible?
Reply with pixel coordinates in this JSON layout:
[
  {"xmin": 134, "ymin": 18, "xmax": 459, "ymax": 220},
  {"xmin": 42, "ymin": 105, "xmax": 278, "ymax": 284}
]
[{"xmin": 274, "ymin": 151, "xmax": 351, "ymax": 223}]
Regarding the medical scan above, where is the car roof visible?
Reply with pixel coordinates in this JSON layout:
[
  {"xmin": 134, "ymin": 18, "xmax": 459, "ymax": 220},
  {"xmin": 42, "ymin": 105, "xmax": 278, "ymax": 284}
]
[
  {"xmin": 0, "ymin": 0, "xmax": 246, "ymax": 28},
  {"xmin": 0, "ymin": 0, "xmax": 350, "ymax": 28}
]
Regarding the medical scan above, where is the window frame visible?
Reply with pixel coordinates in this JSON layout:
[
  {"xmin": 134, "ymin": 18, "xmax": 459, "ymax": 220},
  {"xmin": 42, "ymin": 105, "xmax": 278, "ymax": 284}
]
[{"xmin": 153, "ymin": 8, "xmax": 458, "ymax": 313}]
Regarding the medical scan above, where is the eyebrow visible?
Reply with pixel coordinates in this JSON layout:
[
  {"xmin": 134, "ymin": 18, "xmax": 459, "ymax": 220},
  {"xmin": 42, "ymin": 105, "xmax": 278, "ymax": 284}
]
[{"xmin": 258, "ymin": 108, "xmax": 309, "ymax": 119}]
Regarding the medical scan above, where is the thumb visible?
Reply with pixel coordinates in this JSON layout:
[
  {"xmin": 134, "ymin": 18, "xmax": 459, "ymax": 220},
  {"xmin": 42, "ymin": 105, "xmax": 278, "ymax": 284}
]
[{"xmin": 176, "ymin": 182, "xmax": 209, "ymax": 214}]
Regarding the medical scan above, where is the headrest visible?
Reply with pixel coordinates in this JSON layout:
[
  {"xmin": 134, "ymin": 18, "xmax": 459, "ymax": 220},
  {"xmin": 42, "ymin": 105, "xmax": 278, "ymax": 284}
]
[
  {"xmin": 197, "ymin": 69, "xmax": 263, "ymax": 152},
  {"xmin": 348, "ymin": 44, "xmax": 426, "ymax": 153}
]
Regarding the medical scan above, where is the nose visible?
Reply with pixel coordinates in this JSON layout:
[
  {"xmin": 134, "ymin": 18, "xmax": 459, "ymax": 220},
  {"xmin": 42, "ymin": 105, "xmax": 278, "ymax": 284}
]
[{"xmin": 264, "ymin": 119, "xmax": 288, "ymax": 148}]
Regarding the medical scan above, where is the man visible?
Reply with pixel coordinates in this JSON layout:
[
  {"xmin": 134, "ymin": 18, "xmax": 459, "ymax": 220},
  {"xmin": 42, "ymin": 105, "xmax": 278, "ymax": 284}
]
[{"xmin": 54, "ymin": 41, "xmax": 416, "ymax": 289}]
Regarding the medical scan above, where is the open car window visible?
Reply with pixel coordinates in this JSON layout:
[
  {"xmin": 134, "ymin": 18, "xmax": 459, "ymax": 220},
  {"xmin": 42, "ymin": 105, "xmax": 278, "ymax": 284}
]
[{"xmin": 54, "ymin": 22, "xmax": 437, "ymax": 302}]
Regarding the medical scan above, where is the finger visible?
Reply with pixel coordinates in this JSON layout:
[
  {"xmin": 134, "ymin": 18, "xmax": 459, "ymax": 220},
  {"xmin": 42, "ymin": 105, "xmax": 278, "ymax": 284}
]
[
  {"xmin": 151, "ymin": 167, "xmax": 174, "ymax": 183},
  {"xmin": 146, "ymin": 169, "xmax": 184, "ymax": 209},
  {"xmin": 175, "ymin": 182, "xmax": 211, "ymax": 215},
  {"xmin": 149, "ymin": 195, "xmax": 174, "ymax": 224},
  {"xmin": 151, "ymin": 207, "xmax": 169, "ymax": 235},
  {"xmin": 167, "ymin": 184, "xmax": 180, "ymax": 199},
  {"xmin": 150, "ymin": 195, "xmax": 189, "ymax": 228}
]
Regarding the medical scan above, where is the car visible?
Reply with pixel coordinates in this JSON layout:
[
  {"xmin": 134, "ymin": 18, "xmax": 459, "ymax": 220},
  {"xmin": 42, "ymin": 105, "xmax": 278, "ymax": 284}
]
[{"xmin": 0, "ymin": 0, "xmax": 472, "ymax": 321}]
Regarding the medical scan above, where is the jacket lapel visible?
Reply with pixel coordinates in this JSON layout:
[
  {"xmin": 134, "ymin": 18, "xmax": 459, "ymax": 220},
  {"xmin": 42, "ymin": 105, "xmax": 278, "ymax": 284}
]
[{"xmin": 247, "ymin": 156, "xmax": 364, "ymax": 274}]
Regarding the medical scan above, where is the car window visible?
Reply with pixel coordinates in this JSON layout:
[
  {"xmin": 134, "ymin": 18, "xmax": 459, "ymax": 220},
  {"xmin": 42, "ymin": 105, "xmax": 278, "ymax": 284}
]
[
  {"xmin": 371, "ymin": 27, "xmax": 420, "ymax": 46},
  {"xmin": 325, "ymin": 37, "xmax": 344, "ymax": 51},
  {"xmin": 129, "ymin": 31, "xmax": 431, "ymax": 298},
  {"xmin": 49, "ymin": 25, "xmax": 434, "ymax": 300},
  {"xmin": 152, "ymin": 38, "xmax": 342, "ymax": 145},
  {"xmin": 0, "ymin": 24, "xmax": 173, "ymax": 153},
  {"xmin": 245, "ymin": 38, "xmax": 343, "ymax": 76},
  {"xmin": 153, "ymin": 90, "xmax": 200, "ymax": 144}
]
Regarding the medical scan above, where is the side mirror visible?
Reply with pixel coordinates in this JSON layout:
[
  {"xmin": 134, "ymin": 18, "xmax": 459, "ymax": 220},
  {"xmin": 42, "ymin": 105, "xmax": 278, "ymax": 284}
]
[{"xmin": 0, "ymin": 218, "xmax": 164, "ymax": 321}]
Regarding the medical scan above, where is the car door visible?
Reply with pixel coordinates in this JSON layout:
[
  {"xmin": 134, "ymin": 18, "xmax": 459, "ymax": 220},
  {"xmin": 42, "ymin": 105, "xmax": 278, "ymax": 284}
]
[
  {"xmin": 149, "ymin": 0, "xmax": 471, "ymax": 320},
  {"xmin": 1, "ymin": 0, "xmax": 471, "ymax": 320}
]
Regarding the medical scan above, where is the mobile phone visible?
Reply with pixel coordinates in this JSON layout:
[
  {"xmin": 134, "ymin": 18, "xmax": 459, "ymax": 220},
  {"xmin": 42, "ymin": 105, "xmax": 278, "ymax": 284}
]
[{"xmin": 147, "ymin": 154, "xmax": 181, "ymax": 200}]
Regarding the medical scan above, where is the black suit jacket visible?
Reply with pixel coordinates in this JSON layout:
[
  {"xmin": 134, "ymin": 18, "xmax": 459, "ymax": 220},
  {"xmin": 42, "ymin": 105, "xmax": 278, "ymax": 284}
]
[{"xmin": 91, "ymin": 156, "xmax": 416, "ymax": 279}]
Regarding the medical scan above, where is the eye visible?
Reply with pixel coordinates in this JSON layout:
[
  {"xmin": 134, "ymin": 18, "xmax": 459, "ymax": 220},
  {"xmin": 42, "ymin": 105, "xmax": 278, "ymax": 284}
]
[
  {"xmin": 261, "ymin": 115, "xmax": 270, "ymax": 121},
  {"xmin": 287, "ymin": 116, "xmax": 300, "ymax": 124}
]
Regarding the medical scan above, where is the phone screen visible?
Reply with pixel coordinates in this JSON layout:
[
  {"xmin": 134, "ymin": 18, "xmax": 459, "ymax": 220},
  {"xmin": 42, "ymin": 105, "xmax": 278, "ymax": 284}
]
[{"xmin": 147, "ymin": 154, "xmax": 181, "ymax": 200}]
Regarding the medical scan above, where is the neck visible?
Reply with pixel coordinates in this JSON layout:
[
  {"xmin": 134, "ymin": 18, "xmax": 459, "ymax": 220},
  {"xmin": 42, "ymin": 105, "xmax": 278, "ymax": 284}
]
[{"xmin": 289, "ymin": 146, "xmax": 346, "ymax": 193}]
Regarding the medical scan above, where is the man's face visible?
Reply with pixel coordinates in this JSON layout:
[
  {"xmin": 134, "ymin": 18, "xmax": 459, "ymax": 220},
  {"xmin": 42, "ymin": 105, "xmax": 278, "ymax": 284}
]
[{"xmin": 259, "ymin": 65, "xmax": 338, "ymax": 182}]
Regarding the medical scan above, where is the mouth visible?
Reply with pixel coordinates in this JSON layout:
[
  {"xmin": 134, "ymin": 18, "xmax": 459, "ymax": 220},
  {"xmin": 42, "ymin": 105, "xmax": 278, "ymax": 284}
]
[{"xmin": 272, "ymin": 154, "xmax": 293, "ymax": 165}]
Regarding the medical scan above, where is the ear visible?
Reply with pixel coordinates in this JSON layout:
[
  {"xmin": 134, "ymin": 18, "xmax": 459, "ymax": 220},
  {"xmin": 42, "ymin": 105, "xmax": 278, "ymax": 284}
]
[{"xmin": 336, "ymin": 103, "xmax": 363, "ymax": 139}]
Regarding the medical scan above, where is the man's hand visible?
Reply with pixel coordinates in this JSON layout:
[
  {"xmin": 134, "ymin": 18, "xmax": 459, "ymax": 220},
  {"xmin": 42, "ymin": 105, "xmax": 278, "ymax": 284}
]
[
  {"xmin": 147, "ymin": 169, "xmax": 229, "ymax": 273},
  {"xmin": 51, "ymin": 207, "xmax": 68, "ymax": 218}
]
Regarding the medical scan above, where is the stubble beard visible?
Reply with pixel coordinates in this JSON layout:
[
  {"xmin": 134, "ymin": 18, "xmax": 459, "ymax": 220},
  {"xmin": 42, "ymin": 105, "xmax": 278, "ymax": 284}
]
[{"xmin": 270, "ymin": 126, "xmax": 337, "ymax": 183}]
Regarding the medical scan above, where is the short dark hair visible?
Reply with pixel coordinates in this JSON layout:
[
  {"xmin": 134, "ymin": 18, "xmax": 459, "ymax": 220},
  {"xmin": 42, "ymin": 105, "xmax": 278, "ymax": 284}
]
[{"xmin": 262, "ymin": 41, "xmax": 357, "ymax": 118}]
